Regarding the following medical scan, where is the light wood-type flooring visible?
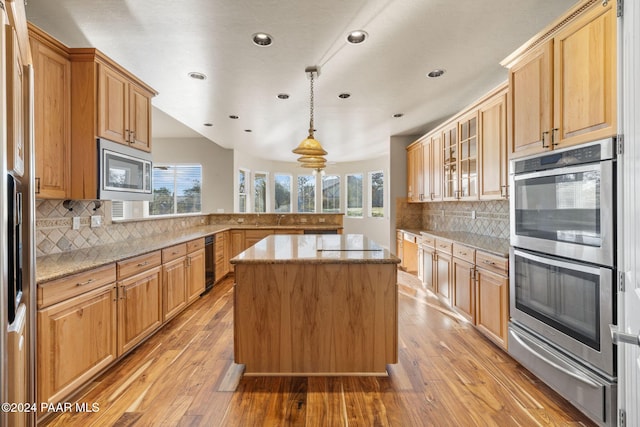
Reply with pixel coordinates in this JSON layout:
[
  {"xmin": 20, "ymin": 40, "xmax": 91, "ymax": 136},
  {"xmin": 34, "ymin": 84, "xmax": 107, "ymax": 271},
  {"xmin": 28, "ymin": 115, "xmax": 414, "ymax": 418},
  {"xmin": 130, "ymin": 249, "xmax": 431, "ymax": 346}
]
[{"xmin": 42, "ymin": 271, "xmax": 595, "ymax": 426}]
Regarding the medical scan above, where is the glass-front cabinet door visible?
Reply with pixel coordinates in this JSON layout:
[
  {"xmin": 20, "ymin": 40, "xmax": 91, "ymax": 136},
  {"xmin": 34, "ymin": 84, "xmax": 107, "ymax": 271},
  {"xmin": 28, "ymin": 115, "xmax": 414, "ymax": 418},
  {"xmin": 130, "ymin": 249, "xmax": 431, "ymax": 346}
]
[
  {"xmin": 442, "ymin": 124, "xmax": 458, "ymax": 200},
  {"xmin": 458, "ymin": 113, "xmax": 478, "ymax": 199}
]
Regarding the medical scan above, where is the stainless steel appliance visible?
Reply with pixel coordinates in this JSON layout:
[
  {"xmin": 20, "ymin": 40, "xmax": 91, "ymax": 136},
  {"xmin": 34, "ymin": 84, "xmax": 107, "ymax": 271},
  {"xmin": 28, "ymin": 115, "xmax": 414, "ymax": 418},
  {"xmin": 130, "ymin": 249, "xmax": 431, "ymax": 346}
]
[
  {"xmin": 508, "ymin": 138, "xmax": 618, "ymax": 427},
  {"xmin": 510, "ymin": 138, "xmax": 615, "ymax": 267},
  {"xmin": 99, "ymin": 138, "xmax": 152, "ymax": 201}
]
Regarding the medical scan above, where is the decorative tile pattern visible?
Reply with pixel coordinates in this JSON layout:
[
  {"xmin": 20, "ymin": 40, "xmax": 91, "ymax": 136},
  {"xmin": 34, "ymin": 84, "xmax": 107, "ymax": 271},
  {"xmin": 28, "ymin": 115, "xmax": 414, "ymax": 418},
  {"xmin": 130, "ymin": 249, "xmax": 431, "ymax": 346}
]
[{"xmin": 395, "ymin": 199, "xmax": 509, "ymax": 239}]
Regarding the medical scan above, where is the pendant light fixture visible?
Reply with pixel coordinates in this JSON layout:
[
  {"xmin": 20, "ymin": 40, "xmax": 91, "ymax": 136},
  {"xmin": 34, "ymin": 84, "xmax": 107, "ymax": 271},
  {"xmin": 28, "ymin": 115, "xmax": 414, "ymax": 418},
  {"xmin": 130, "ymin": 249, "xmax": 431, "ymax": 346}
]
[{"xmin": 292, "ymin": 66, "xmax": 327, "ymax": 172}]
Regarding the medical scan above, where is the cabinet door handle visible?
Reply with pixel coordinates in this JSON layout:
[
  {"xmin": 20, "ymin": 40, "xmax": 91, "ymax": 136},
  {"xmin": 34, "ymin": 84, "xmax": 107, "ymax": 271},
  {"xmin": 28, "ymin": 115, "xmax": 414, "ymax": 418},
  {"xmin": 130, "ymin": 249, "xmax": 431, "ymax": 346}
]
[
  {"xmin": 483, "ymin": 260, "xmax": 496, "ymax": 265},
  {"xmin": 137, "ymin": 261, "xmax": 149, "ymax": 267},
  {"xmin": 35, "ymin": 177, "xmax": 41, "ymax": 194},
  {"xmin": 541, "ymin": 131, "xmax": 550, "ymax": 148},
  {"xmin": 125, "ymin": 129, "xmax": 130, "ymax": 142},
  {"xmin": 459, "ymin": 252, "xmax": 467, "ymax": 256},
  {"xmin": 76, "ymin": 278, "xmax": 95, "ymax": 287},
  {"xmin": 552, "ymin": 128, "xmax": 559, "ymax": 146},
  {"xmin": 130, "ymin": 130, "xmax": 136, "ymax": 142}
]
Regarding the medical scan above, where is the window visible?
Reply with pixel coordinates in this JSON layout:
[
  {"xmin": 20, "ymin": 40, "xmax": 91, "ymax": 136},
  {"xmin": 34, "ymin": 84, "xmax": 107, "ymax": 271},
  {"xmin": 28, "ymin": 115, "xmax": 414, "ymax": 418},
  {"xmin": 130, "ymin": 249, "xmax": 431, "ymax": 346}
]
[
  {"xmin": 297, "ymin": 175, "xmax": 316, "ymax": 213},
  {"xmin": 254, "ymin": 172, "xmax": 268, "ymax": 213},
  {"xmin": 274, "ymin": 174, "xmax": 292, "ymax": 212},
  {"xmin": 149, "ymin": 164, "xmax": 202, "ymax": 216},
  {"xmin": 369, "ymin": 171, "xmax": 384, "ymax": 218},
  {"xmin": 322, "ymin": 175, "xmax": 340, "ymax": 213},
  {"xmin": 238, "ymin": 169, "xmax": 248, "ymax": 212},
  {"xmin": 346, "ymin": 173, "xmax": 363, "ymax": 217}
]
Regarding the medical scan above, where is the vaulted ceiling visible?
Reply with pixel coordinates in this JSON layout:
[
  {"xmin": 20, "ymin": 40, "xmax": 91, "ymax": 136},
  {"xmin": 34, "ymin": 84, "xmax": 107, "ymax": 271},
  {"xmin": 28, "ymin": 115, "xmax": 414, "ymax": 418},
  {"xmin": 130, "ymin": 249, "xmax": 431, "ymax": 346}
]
[{"xmin": 25, "ymin": 0, "xmax": 576, "ymax": 162}]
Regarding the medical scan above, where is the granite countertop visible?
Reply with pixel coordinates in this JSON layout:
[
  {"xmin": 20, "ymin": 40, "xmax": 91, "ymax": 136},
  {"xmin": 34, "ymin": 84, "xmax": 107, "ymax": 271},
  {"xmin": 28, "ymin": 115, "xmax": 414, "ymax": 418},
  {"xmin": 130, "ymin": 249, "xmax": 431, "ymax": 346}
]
[
  {"xmin": 398, "ymin": 228, "xmax": 510, "ymax": 258},
  {"xmin": 37, "ymin": 224, "xmax": 344, "ymax": 283},
  {"xmin": 231, "ymin": 234, "xmax": 400, "ymax": 265}
]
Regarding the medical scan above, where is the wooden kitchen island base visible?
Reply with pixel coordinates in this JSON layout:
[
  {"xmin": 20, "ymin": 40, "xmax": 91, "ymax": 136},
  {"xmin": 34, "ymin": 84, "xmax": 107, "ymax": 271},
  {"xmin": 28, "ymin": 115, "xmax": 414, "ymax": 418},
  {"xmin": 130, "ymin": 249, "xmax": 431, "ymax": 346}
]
[{"xmin": 232, "ymin": 235, "xmax": 399, "ymax": 376}]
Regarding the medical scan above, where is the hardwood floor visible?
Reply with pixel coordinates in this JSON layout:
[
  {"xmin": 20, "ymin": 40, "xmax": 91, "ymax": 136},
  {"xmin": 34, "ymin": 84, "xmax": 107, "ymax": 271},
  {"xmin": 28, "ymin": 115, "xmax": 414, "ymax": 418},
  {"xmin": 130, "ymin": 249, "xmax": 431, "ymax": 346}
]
[{"xmin": 42, "ymin": 271, "xmax": 595, "ymax": 426}]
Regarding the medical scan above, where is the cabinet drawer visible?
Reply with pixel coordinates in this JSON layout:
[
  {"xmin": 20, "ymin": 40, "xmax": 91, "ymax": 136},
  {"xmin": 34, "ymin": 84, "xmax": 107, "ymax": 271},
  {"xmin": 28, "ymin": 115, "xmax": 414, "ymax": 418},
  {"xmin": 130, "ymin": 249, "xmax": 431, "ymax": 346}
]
[
  {"xmin": 435, "ymin": 239, "xmax": 453, "ymax": 255},
  {"xmin": 476, "ymin": 251, "xmax": 508, "ymax": 276},
  {"xmin": 38, "ymin": 263, "xmax": 116, "ymax": 309},
  {"xmin": 187, "ymin": 238, "xmax": 205, "ymax": 253},
  {"xmin": 117, "ymin": 251, "xmax": 162, "ymax": 279},
  {"xmin": 421, "ymin": 235, "xmax": 435, "ymax": 248},
  {"xmin": 162, "ymin": 243, "xmax": 187, "ymax": 262},
  {"xmin": 245, "ymin": 229, "xmax": 273, "ymax": 240},
  {"xmin": 453, "ymin": 243, "xmax": 475, "ymax": 263}
]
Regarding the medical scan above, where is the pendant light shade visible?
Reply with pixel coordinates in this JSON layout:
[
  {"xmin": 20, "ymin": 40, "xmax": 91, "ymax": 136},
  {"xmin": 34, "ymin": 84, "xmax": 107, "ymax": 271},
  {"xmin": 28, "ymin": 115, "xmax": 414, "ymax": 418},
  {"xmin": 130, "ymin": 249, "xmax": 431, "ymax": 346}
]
[
  {"xmin": 297, "ymin": 155, "xmax": 326, "ymax": 163},
  {"xmin": 293, "ymin": 66, "xmax": 328, "ymax": 162}
]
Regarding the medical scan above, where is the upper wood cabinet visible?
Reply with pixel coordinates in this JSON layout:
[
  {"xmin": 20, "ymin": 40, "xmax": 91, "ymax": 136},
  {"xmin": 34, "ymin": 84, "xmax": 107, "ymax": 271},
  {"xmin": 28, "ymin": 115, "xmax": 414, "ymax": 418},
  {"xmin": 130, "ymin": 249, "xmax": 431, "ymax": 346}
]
[
  {"xmin": 70, "ymin": 48, "xmax": 157, "ymax": 199},
  {"xmin": 478, "ymin": 88, "xmax": 508, "ymax": 200},
  {"xmin": 441, "ymin": 123, "xmax": 458, "ymax": 201},
  {"xmin": 29, "ymin": 24, "xmax": 71, "ymax": 199},
  {"xmin": 98, "ymin": 64, "xmax": 153, "ymax": 151},
  {"xmin": 504, "ymin": 0, "xmax": 617, "ymax": 158},
  {"xmin": 457, "ymin": 112, "xmax": 478, "ymax": 200},
  {"xmin": 406, "ymin": 143, "xmax": 423, "ymax": 202},
  {"xmin": 5, "ymin": 25, "xmax": 25, "ymax": 177}
]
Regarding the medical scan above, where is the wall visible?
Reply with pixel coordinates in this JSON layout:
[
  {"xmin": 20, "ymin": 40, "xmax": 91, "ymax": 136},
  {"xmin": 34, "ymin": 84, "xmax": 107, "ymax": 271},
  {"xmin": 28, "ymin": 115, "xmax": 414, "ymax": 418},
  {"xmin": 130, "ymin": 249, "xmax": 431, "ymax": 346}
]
[
  {"xmin": 153, "ymin": 137, "xmax": 234, "ymax": 213},
  {"xmin": 234, "ymin": 149, "xmax": 393, "ymax": 249},
  {"xmin": 389, "ymin": 136, "xmax": 415, "ymax": 253}
]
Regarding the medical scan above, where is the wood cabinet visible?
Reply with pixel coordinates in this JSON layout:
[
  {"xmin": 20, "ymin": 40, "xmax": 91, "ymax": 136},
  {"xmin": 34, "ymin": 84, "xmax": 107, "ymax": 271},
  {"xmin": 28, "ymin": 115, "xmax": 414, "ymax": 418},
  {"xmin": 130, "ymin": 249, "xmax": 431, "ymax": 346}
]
[
  {"xmin": 162, "ymin": 244, "xmax": 188, "ymax": 321},
  {"xmin": 5, "ymin": 24, "xmax": 25, "ymax": 177},
  {"xmin": 396, "ymin": 230, "xmax": 404, "ymax": 262},
  {"xmin": 421, "ymin": 236, "xmax": 436, "ymax": 294},
  {"xmin": 116, "ymin": 251, "xmax": 162, "ymax": 355},
  {"xmin": 29, "ymin": 24, "xmax": 71, "ymax": 199},
  {"xmin": 215, "ymin": 232, "xmax": 227, "ymax": 283},
  {"xmin": 428, "ymin": 135, "xmax": 443, "ymax": 201},
  {"xmin": 452, "ymin": 244, "xmax": 476, "ymax": 323},
  {"xmin": 70, "ymin": 48, "xmax": 157, "ymax": 199},
  {"xmin": 505, "ymin": 0, "xmax": 617, "ymax": 158},
  {"xmin": 98, "ymin": 63, "xmax": 152, "ymax": 151},
  {"xmin": 435, "ymin": 240, "xmax": 452, "ymax": 305},
  {"xmin": 442, "ymin": 123, "xmax": 458, "ymax": 201},
  {"xmin": 402, "ymin": 232, "xmax": 419, "ymax": 275},
  {"xmin": 186, "ymin": 244, "xmax": 205, "ymax": 302},
  {"xmin": 475, "ymin": 251, "xmax": 509, "ymax": 349},
  {"xmin": 457, "ymin": 113, "xmax": 479, "ymax": 200},
  {"xmin": 407, "ymin": 143, "xmax": 423, "ymax": 202},
  {"xmin": 37, "ymin": 265, "xmax": 118, "ymax": 406},
  {"xmin": 479, "ymin": 89, "xmax": 508, "ymax": 199},
  {"xmin": 244, "ymin": 229, "xmax": 273, "ymax": 248}
]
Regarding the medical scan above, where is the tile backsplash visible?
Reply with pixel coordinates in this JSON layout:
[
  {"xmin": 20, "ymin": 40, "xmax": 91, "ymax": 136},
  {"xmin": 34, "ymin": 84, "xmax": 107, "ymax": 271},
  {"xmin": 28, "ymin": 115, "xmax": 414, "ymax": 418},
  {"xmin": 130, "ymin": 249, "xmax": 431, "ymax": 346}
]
[
  {"xmin": 396, "ymin": 198, "xmax": 509, "ymax": 239},
  {"xmin": 36, "ymin": 200, "xmax": 207, "ymax": 257}
]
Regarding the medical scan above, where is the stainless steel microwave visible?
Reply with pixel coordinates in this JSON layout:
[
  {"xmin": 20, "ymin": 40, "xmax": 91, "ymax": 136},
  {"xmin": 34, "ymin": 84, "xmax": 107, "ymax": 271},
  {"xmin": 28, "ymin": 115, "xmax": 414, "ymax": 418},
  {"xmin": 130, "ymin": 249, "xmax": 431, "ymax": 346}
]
[{"xmin": 98, "ymin": 138, "xmax": 153, "ymax": 201}]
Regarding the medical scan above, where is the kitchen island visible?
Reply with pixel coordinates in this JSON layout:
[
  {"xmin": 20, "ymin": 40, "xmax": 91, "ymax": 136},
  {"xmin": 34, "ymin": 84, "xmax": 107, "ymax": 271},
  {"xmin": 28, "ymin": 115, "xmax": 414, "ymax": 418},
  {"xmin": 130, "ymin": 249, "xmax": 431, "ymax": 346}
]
[{"xmin": 231, "ymin": 234, "xmax": 400, "ymax": 376}]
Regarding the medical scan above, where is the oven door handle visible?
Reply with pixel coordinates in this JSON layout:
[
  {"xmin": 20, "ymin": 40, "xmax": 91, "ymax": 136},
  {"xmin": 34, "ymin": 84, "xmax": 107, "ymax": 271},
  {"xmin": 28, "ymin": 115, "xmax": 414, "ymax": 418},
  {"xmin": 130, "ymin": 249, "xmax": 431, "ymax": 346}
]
[
  {"xmin": 509, "ymin": 329, "xmax": 601, "ymax": 389},
  {"xmin": 512, "ymin": 162, "xmax": 602, "ymax": 182},
  {"xmin": 512, "ymin": 249, "xmax": 602, "ymax": 275}
]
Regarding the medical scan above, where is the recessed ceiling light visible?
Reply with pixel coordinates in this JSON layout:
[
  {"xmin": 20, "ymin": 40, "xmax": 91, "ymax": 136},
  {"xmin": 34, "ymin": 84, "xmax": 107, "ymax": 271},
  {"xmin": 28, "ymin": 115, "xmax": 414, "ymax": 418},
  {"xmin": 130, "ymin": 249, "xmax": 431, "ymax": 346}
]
[
  {"xmin": 277, "ymin": 93, "xmax": 290, "ymax": 100},
  {"xmin": 204, "ymin": 123, "xmax": 213, "ymax": 127},
  {"xmin": 338, "ymin": 93, "xmax": 351, "ymax": 99},
  {"xmin": 392, "ymin": 113, "xmax": 404, "ymax": 118},
  {"xmin": 346, "ymin": 30, "xmax": 368, "ymax": 44},
  {"xmin": 188, "ymin": 72, "xmax": 207, "ymax": 80},
  {"xmin": 252, "ymin": 33, "xmax": 273, "ymax": 47},
  {"xmin": 229, "ymin": 115, "xmax": 239, "ymax": 119},
  {"xmin": 427, "ymin": 69, "xmax": 445, "ymax": 78},
  {"xmin": 244, "ymin": 129, "xmax": 252, "ymax": 133}
]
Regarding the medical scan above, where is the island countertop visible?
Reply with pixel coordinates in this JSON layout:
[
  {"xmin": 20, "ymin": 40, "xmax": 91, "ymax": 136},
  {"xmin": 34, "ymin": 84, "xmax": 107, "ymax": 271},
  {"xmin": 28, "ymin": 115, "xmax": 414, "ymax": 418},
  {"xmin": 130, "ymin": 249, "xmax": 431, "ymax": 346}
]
[{"xmin": 230, "ymin": 234, "xmax": 400, "ymax": 265}]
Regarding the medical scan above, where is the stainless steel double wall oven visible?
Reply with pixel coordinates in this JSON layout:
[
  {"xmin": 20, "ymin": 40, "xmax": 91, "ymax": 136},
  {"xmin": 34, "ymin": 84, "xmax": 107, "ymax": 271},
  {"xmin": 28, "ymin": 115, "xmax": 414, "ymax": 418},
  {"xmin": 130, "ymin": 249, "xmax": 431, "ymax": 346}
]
[{"xmin": 508, "ymin": 138, "xmax": 617, "ymax": 426}]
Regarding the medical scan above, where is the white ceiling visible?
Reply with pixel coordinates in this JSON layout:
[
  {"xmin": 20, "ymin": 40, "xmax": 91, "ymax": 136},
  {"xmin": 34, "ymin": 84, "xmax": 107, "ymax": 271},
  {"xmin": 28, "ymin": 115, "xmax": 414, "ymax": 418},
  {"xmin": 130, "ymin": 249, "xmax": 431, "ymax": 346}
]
[{"xmin": 25, "ymin": 0, "xmax": 577, "ymax": 163}]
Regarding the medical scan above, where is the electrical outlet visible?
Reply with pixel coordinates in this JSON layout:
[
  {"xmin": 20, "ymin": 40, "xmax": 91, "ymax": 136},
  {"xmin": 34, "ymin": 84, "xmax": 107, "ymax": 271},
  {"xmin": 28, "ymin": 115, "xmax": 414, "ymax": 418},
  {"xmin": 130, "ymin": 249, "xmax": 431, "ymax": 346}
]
[
  {"xmin": 72, "ymin": 217, "xmax": 81, "ymax": 230},
  {"xmin": 300, "ymin": 218, "xmax": 307, "ymax": 223},
  {"xmin": 319, "ymin": 218, "xmax": 325, "ymax": 223},
  {"xmin": 471, "ymin": 210, "xmax": 476, "ymax": 219},
  {"xmin": 237, "ymin": 218, "xmax": 244, "ymax": 223},
  {"xmin": 90, "ymin": 215, "xmax": 102, "ymax": 228}
]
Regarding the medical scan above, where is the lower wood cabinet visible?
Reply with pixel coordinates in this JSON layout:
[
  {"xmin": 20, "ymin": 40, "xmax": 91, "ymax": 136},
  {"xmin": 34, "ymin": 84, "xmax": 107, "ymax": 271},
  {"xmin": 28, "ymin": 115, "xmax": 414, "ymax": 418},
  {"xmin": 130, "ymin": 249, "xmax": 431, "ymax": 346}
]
[
  {"xmin": 117, "ymin": 266, "xmax": 162, "ymax": 355},
  {"xmin": 38, "ymin": 283, "xmax": 117, "ymax": 405},
  {"xmin": 435, "ymin": 251, "xmax": 452, "ymax": 305},
  {"xmin": 162, "ymin": 257, "xmax": 187, "ymax": 321},
  {"xmin": 186, "ymin": 248, "xmax": 205, "ymax": 302},
  {"xmin": 452, "ymin": 257, "xmax": 475, "ymax": 323},
  {"xmin": 475, "ymin": 256, "xmax": 509, "ymax": 349}
]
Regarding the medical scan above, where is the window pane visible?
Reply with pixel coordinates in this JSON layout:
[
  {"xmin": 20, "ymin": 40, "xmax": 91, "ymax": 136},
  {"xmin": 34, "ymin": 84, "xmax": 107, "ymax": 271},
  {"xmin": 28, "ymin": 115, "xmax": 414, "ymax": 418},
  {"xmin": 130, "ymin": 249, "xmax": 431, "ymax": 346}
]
[
  {"xmin": 238, "ymin": 169, "xmax": 247, "ymax": 213},
  {"xmin": 298, "ymin": 175, "xmax": 316, "ymax": 213},
  {"xmin": 275, "ymin": 174, "xmax": 292, "ymax": 212},
  {"xmin": 347, "ymin": 174, "xmax": 363, "ymax": 217},
  {"xmin": 176, "ymin": 165, "xmax": 202, "ymax": 214},
  {"xmin": 239, "ymin": 195, "xmax": 246, "ymax": 213},
  {"xmin": 239, "ymin": 170, "xmax": 246, "ymax": 194},
  {"xmin": 322, "ymin": 175, "xmax": 340, "ymax": 213},
  {"xmin": 150, "ymin": 165, "xmax": 175, "ymax": 215},
  {"xmin": 254, "ymin": 172, "xmax": 267, "ymax": 213},
  {"xmin": 369, "ymin": 171, "xmax": 384, "ymax": 218}
]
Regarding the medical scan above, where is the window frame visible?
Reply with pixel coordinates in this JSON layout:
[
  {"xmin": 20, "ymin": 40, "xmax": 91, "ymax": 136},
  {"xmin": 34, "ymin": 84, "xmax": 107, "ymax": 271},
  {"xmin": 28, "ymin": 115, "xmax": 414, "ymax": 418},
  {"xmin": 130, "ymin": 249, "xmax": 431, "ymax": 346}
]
[
  {"xmin": 149, "ymin": 163, "xmax": 202, "ymax": 217},
  {"xmin": 321, "ymin": 174, "xmax": 341, "ymax": 213},
  {"xmin": 238, "ymin": 168, "xmax": 250, "ymax": 213},
  {"xmin": 297, "ymin": 174, "xmax": 316, "ymax": 213},
  {"xmin": 253, "ymin": 171, "xmax": 269, "ymax": 213},
  {"xmin": 368, "ymin": 170, "xmax": 385, "ymax": 218},
  {"xmin": 345, "ymin": 172, "xmax": 364, "ymax": 218},
  {"xmin": 274, "ymin": 173, "xmax": 293, "ymax": 213}
]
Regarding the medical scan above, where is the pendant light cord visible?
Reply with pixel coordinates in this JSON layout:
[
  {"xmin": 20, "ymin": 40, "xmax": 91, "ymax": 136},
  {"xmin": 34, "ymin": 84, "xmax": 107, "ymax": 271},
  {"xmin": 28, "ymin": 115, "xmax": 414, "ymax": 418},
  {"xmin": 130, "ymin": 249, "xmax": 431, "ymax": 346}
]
[{"xmin": 308, "ymin": 71, "xmax": 315, "ymax": 137}]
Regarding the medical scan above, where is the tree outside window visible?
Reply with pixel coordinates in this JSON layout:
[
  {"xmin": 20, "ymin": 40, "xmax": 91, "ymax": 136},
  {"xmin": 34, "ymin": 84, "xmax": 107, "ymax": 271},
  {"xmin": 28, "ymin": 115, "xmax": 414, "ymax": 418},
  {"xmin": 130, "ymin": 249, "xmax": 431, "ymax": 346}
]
[
  {"xmin": 322, "ymin": 175, "xmax": 340, "ymax": 213},
  {"xmin": 254, "ymin": 172, "xmax": 268, "ymax": 213},
  {"xmin": 149, "ymin": 164, "xmax": 201, "ymax": 216},
  {"xmin": 298, "ymin": 175, "xmax": 316, "ymax": 213},
  {"xmin": 369, "ymin": 171, "xmax": 384, "ymax": 218},
  {"xmin": 274, "ymin": 174, "xmax": 292, "ymax": 212},
  {"xmin": 346, "ymin": 173, "xmax": 363, "ymax": 217},
  {"xmin": 238, "ymin": 169, "xmax": 248, "ymax": 212}
]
